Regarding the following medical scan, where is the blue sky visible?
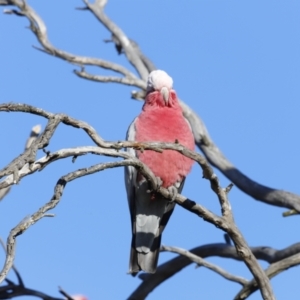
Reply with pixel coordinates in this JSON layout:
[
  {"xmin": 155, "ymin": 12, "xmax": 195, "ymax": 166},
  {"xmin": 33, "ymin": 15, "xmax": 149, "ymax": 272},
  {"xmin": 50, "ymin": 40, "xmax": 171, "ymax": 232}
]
[{"xmin": 1, "ymin": 1, "xmax": 300, "ymax": 299}]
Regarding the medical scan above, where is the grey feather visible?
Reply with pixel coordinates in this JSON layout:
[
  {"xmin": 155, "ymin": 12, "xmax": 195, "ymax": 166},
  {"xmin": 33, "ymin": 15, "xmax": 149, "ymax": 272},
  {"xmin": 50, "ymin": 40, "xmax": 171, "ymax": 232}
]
[{"xmin": 124, "ymin": 119, "xmax": 185, "ymax": 274}]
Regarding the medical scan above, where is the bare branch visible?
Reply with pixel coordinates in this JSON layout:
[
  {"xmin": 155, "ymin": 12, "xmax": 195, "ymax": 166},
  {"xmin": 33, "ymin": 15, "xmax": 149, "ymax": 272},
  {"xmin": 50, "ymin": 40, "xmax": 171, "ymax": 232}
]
[
  {"xmin": 74, "ymin": 68, "xmax": 146, "ymax": 89},
  {"xmin": 0, "ymin": 238, "xmax": 76, "ymax": 299},
  {"xmin": 1, "ymin": 2, "xmax": 297, "ymax": 299},
  {"xmin": 0, "ymin": 0, "xmax": 139, "ymax": 80},
  {"xmin": 0, "ymin": 103, "xmax": 105, "ymax": 146},
  {"xmin": 0, "ymin": 238, "xmax": 24, "ymax": 287},
  {"xmin": 103, "ymin": 33, "xmax": 156, "ymax": 72},
  {"xmin": 0, "ymin": 188, "xmax": 10, "ymax": 202},
  {"xmin": 179, "ymin": 101, "xmax": 300, "ymax": 212},
  {"xmin": 2, "ymin": 1, "xmax": 299, "ymax": 213},
  {"xmin": 0, "ymin": 115, "xmax": 60, "ymax": 180},
  {"xmin": 130, "ymin": 243, "xmax": 300, "ymax": 299},
  {"xmin": 161, "ymin": 245, "xmax": 248, "ymax": 286},
  {"xmin": 0, "ymin": 124, "xmax": 41, "ymax": 201},
  {"xmin": 235, "ymin": 252, "xmax": 300, "ymax": 299},
  {"xmin": 59, "ymin": 286, "xmax": 81, "ymax": 300},
  {"xmin": 0, "ymin": 160, "xmax": 135, "ymax": 284},
  {"xmin": 0, "ymin": 102, "xmax": 277, "ymax": 298},
  {"xmin": 82, "ymin": 0, "xmax": 149, "ymax": 80},
  {"xmin": 0, "ymin": 105, "xmax": 262, "ymax": 296},
  {"xmin": 0, "ymin": 216, "xmax": 33, "ymax": 284},
  {"xmin": 0, "ymin": 282, "xmax": 64, "ymax": 300}
]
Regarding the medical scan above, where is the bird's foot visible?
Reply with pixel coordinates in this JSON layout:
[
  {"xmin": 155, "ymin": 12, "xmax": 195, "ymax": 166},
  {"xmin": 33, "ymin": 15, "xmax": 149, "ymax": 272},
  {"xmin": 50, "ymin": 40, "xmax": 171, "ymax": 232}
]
[{"xmin": 167, "ymin": 186, "xmax": 178, "ymax": 201}]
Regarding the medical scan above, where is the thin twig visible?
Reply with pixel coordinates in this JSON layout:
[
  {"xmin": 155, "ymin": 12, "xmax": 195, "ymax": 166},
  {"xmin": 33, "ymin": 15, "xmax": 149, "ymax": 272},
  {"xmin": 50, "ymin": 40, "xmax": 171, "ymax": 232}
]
[
  {"xmin": 74, "ymin": 69, "xmax": 145, "ymax": 89},
  {"xmin": 161, "ymin": 245, "xmax": 248, "ymax": 286}
]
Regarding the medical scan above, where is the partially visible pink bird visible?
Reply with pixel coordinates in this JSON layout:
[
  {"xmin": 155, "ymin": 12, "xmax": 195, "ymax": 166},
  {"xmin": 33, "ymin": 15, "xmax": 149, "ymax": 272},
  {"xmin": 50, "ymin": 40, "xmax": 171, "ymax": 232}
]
[
  {"xmin": 69, "ymin": 295, "xmax": 88, "ymax": 300},
  {"xmin": 125, "ymin": 70, "xmax": 195, "ymax": 274}
]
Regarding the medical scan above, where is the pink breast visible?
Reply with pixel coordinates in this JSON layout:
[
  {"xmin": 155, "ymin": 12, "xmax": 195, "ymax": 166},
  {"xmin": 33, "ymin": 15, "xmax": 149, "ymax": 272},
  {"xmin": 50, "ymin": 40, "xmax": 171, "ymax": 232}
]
[{"xmin": 135, "ymin": 108, "xmax": 195, "ymax": 187}]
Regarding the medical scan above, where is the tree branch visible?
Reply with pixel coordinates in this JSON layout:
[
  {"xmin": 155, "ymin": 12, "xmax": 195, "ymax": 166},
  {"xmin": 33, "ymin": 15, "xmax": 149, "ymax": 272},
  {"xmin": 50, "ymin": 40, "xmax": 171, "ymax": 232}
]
[
  {"xmin": 82, "ymin": 0, "xmax": 149, "ymax": 81},
  {"xmin": 102, "ymin": 32, "xmax": 156, "ymax": 72},
  {"xmin": 0, "ymin": 124, "xmax": 41, "ymax": 201},
  {"xmin": 73, "ymin": 68, "xmax": 146, "ymax": 89},
  {"xmin": 130, "ymin": 242, "xmax": 300, "ymax": 300},
  {"xmin": 161, "ymin": 245, "xmax": 248, "ymax": 286},
  {"xmin": 0, "ymin": 115, "xmax": 60, "ymax": 180},
  {"xmin": 179, "ymin": 101, "xmax": 300, "ymax": 212},
  {"xmin": 1, "ymin": 0, "xmax": 141, "ymax": 81},
  {"xmin": 0, "ymin": 103, "xmax": 274, "ymax": 299},
  {"xmin": 235, "ymin": 252, "xmax": 300, "ymax": 299},
  {"xmin": 0, "ymin": 160, "xmax": 140, "ymax": 284},
  {"xmin": 2, "ymin": 1, "xmax": 300, "ymax": 213},
  {"xmin": 2, "ymin": 2, "xmax": 298, "ymax": 299},
  {"xmin": 0, "ymin": 238, "xmax": 85, "ymax": 299}
]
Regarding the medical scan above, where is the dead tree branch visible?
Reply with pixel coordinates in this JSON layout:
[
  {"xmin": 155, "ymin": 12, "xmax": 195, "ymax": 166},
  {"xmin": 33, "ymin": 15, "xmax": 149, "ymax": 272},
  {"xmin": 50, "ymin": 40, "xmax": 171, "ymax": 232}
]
[
  {"xmin": 1, "ymin": 2, "xmax": 298, "ymax": 299},
  {"xmin": 1, "ymin": 0, "xmax": 299, "ymax": 213},
  {"xmin": 0, "ymin": 104, "xmax": 275, "ymax": 299},
  {"xmin": 81, "ymin": 0, "xmax": 149, "ymax": 81},
  {"xmin": 1, "ymin": 0, "xmax": 145, "ymax": 87},
  {"xmin": 130, "ymin": 243, "xmax": 300, "ymax": 299},
  {"xmin": 0, "ymin": 124, "xmax": 41, "ymax": 201},
  {"xmin": 161, "ymin": 245, "xmax": 248, "ymax": 286},
  {"xmin": 0, "ymin": 239, "xmax": 66, "ymax": 300},
  {"xmin": 235, "ymin": 252, "xmax": 300, "ymax": 299}
]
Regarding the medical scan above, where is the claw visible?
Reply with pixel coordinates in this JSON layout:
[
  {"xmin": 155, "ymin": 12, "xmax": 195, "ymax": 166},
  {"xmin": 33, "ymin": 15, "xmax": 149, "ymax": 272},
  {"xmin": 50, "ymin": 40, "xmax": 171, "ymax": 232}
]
[{"xmin": 167, "ymin": 186, "xmax": 178, "ymax": 201}]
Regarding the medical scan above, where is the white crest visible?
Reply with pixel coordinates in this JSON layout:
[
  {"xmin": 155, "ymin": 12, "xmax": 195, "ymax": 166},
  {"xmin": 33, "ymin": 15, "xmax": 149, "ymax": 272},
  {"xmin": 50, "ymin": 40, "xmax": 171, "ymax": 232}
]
[{"xmin": 147, "ymin": 70, "xmax": 173, "ymax": 92}]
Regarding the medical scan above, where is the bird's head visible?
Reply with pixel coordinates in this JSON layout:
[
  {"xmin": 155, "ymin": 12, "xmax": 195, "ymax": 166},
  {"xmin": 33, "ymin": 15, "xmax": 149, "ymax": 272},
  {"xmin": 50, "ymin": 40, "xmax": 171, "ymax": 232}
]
[{"xmin": 145, "ymin": 70, "xmax": 178, "ymax": 107}]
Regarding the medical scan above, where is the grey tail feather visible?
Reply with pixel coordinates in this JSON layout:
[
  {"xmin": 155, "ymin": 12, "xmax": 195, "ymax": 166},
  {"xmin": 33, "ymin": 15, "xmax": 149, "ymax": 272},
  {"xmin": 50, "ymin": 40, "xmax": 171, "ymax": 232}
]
[
  {"xmin": 129, "ymin": 236, "xmax": 140, "ymax": 276},
  {"xmin": 129, "ymin": 234, "xmax": 162, "ymax": 275},
  {"xmin": 128, "ymin": 203, "xmax": 175, "ymax": 275}
]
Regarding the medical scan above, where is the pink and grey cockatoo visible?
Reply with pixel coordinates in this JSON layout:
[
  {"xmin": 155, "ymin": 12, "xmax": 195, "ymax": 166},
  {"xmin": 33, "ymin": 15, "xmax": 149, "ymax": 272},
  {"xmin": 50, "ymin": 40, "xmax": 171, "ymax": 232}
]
[
  {"xmin": 69, "ymin": 295, "xmax": 88, "ymax": 300},
  {"xmin": 125, "ymin": 70, "xmax": 195, "ymax": 274}
]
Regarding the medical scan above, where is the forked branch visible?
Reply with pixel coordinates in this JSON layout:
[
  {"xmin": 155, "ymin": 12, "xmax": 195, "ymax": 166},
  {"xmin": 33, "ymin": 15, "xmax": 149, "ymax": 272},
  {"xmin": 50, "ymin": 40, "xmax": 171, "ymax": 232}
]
[
  {"xmin": 1, "ymin": 0, "xmax": 299, "ymax": 213},
  {"xmin": 0, "ymin": 103, "xmax": 275, "ymax": 299}
]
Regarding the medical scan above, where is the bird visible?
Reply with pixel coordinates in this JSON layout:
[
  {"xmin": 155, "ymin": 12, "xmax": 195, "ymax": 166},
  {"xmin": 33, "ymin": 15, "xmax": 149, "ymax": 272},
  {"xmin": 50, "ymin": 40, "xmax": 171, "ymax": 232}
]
[
  {"xmin": 69, "ymin": 296, "xmax": 88, "ymax": 300},
  {"xmin": 125, "ymin": 70, "xmax": 195, "ymax": 274}
]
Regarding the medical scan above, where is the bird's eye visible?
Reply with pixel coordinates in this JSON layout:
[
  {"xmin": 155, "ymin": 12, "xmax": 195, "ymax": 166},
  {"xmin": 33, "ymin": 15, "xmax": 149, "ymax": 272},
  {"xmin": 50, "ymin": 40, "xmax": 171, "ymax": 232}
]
[{"xmin": 146, "ymin": 86, "xmax": 155, "ymax": 94}]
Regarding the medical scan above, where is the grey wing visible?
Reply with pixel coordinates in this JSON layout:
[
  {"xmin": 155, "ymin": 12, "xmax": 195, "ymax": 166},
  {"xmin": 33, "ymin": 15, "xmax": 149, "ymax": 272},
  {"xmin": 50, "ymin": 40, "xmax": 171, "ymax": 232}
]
[
  {"xmin": 124, "ymin": 118, "xmax": 138, "ymax": 226},
  {"xmin": 124, "ymin": 117, "xmax": 167, "ymax": 274},
  {"xmin": 124, "ymin": 118, "xmax": 140, "ymax": 273}
]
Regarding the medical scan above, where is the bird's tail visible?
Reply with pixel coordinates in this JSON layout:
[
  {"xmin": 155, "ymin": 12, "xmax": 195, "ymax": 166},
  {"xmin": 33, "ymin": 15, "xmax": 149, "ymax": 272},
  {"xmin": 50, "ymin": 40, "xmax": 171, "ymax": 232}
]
[
  {"xmin": 128, "ymin": 188, "xmax": 175, "ymax": 274},
  {"xmin": 129, "ymin": 232, "xmax": 162, "ymax": 275}
]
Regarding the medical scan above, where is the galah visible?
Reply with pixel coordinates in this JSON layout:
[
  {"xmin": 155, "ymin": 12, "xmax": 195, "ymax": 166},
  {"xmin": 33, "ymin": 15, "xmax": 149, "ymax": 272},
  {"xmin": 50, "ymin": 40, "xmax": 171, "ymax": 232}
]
[
  {"xmin": 125, "ymin": 70, "xmax": 195, "ymax": 274},
  {"xmin": 68, "ymin": 295, "xmax": 88, "ymax": 300}
]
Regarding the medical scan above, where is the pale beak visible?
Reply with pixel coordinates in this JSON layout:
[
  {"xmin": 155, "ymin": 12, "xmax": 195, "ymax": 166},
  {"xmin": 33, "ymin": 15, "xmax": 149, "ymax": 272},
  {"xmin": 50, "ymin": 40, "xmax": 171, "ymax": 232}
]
[{"xmin": 160, "ymin": 87, "xmax": 169, "ymax": 103}]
